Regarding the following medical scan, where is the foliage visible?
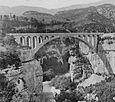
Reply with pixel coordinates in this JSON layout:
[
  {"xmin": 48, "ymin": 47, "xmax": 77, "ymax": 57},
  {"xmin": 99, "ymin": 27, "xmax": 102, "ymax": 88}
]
[
  {"xmin": 51, "ymin": 75, "xmax": 85, "ymax": 102},
  {"xmin": 41, "ymin": 57, "xmax": 69, "ymax": 75},
  {"xmin": 0, "ymin": 50, "xmax": 21, "ymax": 69},
  {"xmin": 0, "ymin": 34, "xmax": 21, "ymax": 69},
  {"xmin": 55, "ymin": 90, "xmax": 85, "ymax": 102},
  {"xmin": 84, "ymin": 77, "xmax": 115, "ymax": 102},
  {"xmin": 0, "ymin": 74, "xmax": 16, "ymax": 102},
  {"xmin": 2, "ymin": 4, "xmax": 115, "ymax": 33},
  {"xmin": 43, "ymin": 69, "xmax": 55, "ymax": 81},
  {"xmin": 50, "ymin": 75, "xmax": 72, "ymax": 91},
  {"xmin": 2, "ymin": 35, "xmax": 18, "ymax": 47}
]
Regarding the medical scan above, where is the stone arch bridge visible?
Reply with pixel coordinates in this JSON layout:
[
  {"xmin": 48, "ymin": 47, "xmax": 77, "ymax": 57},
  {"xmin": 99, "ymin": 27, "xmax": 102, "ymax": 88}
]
[{"xmin": 8, "ymin": 33, "xmax": 113, "ymax": 74}]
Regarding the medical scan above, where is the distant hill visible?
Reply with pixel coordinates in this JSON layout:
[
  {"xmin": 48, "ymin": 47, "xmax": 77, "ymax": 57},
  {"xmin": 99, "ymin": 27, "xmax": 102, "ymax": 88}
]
[
  {"xmin": 2, "ymin": 2, "xmax": 115, "ymax": 33},
  {"xmin": 4, "ymin": 3, "xmax": 115, "ymax": 33},
  {"xmin": 0, "ymin": 0, "xmax": 115, "ymax": 15},
  {"xmin": 52, "ymin": 0, "xmax": 115, "ymax": 13},
  {"xmin": 54, "ymin": 4, "xmax": 115, "ymax": 33},
  {"xmin": 23, "ymin": 11, "xmax": 55, "ymax": 23},
  {"xmin": 0, "ymin": 6, "xmax": 52, "ymax": 16}
]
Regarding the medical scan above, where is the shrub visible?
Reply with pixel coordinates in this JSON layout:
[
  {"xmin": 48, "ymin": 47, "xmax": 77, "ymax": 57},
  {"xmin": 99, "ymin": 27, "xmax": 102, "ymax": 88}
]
[
  {"xmin": 0, "ymin": 74, "xmax": 16, "ymax": 102},
  {"xmin": 84, "ymin": 78, "xmax": 115, "ymax": 102},
  {"xmin": 0, "ymin": 34, "xmax": 21, "ymax": 69},
  {"xmin": 43, "ymin": 69, "xmax": 55, "ymax": 81},
  {"xmin": 50, "ymin": 75, "xmax": 72, "ymax": 90},
  {"xmin": 55, "ymin": 89, "xmax": 85, "ymax": 102}
]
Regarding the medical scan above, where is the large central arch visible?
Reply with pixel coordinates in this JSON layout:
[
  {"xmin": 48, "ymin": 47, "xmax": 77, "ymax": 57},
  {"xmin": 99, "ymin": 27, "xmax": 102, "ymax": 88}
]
[{"xmin": 33, "ymin": 35, "xmax": 113, "ymax": 74}]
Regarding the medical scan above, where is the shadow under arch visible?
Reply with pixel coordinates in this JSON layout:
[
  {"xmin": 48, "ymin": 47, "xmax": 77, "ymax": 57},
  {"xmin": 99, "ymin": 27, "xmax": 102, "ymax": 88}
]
[
  {"xmin": 20, "ymin": 36, "xmax": 25, "ymax": 45},
  {"xmin": 33, "ymin": 36, "xmax": 37, "ymax": 49},
  {"xmin": 27, "ymin": 36, "xmax": 31, "ymax": 47},
  {"xmin": 39, "ymin": 36, "xmax": 43, "ymax": 44},
  {"xmin": 33, "ymin": 36, "xmax": 113, "ymax": 74}
]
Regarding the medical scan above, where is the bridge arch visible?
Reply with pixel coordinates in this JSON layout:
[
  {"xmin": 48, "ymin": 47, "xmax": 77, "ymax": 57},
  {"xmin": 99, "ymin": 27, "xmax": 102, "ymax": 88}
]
[
  {"xmin": 27, "ymin": 36, "xmax": 31, "ymax": 47},
  {"xmin": 34, "ymin": 35, "xmax": 113, "ymax": 74},
  {"xmin": 33, "ymin": 36, "xmax": 37, "ymax": 48},
  {"xmin": 44, "ymin": 36, "xmax": 49, "ymax": 40},
  {"xmin": 39, "ymin": 36, "xmax": 43, "ymax": 44},
  {"xmin": 20, "ymin": 36, "xmax": 25, "ymax": 46}
]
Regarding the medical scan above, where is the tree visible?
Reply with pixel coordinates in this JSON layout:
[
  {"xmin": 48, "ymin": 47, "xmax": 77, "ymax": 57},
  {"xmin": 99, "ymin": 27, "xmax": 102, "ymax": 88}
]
[
  {"xmin": 0, "ymin": 73, "xmax": 16, "ymax": 102},
  {"xmin": 0, "ymin": 34, "xmax": 21, "ymax": 69},
  {"xmin": 43, "ymin": 69, "xmax": 55, "ymax": 81}
]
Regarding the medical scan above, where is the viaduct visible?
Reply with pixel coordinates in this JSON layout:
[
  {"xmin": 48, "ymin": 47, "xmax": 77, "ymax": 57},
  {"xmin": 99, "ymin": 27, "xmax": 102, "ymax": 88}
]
[{"xmin": 8, "ymin": 33, "xmax": 114, "ymax": 74}]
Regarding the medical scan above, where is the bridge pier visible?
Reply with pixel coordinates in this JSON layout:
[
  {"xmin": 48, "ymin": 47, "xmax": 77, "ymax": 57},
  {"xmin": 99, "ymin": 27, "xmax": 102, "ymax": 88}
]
[
  {"xmin": 89, "ymin": 35, "xmax": 92, "ymax": 46},
  {"xmin": 94, "ymin": 35, "xmax": 97, "ymax": 49}
]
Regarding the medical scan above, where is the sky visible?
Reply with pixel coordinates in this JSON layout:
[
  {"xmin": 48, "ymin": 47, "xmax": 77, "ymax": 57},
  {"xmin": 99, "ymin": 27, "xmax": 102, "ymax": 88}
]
[{"xmin": 0, "ymin": 0, "xmax": 102, "ymax": 9}]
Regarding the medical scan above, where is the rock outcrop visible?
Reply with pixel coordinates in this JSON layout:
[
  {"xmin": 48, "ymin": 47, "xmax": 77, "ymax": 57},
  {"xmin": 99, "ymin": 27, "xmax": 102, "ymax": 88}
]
[
  {"xmin": 0, "ymin": 59, "xmax": 43, "ymax": 102},
  {"xmin": 22, "ymin": 60, "xmax": 43, "ymax": 102},
  {"xmin": 68, "ymin": 46, "xmax": 94, "ymax": 83}
]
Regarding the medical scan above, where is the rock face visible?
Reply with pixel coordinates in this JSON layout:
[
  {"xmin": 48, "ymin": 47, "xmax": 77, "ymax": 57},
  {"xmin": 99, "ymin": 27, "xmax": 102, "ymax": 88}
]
[
  {"xmin": 0, "ymin": 65, "xmax": 30, "ymax": 102},
  {"xmin": 0, "ymin": 59, "xmax": 43, "ymax": 102},
  {"xmin": 22, "ymin": 60, "xmax": 43, "ymax": 102},
  {"xmin": 68, "ymin": 45, "xmax": 94, "ymax": 83},
  {"xmin": 78, "ymin": 74, "xmax": 105, "ymax": 88},
  {"xmin": 101, "ymin": 34, "xmax": 115, "ymax": 74}
]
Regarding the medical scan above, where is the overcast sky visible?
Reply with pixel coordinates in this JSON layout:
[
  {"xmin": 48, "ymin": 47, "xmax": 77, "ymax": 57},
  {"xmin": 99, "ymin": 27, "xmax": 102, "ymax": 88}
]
[{"xmin": 0, "ymin": 0, "xmax": 102, "ymax": 9}]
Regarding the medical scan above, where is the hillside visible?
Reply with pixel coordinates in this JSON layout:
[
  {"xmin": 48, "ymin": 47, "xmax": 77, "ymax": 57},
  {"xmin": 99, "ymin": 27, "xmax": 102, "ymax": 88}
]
[
  {"xmin": 23, "ymin": 11, "xmax": 55, "ymax": 23},
  {"xmin": 53, "ymin": 4, "xmax": 115, "ymax": 33},
  {"xmin": 0, "ymin": 0, "xmax": 115, "ymax": 15},
  {"xmin": 2, "ymin": 4, "xmax": 115, "ymax": 33},
  {"xmin": 0, "ymin": 6, "xmax": 52, "ymax": 16},
  {"xmin": 52, "ymin": 0, "xmax": 115, "ymax": 13}
]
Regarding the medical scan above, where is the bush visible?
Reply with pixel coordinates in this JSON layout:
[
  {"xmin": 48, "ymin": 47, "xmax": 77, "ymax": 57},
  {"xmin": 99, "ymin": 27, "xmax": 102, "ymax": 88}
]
[
  {"xmin": 50, "ymin": 75, "xmax": 72, "ymax": 90},
  {"xmin": 55, "ymin": 89, "xmax": 85, "ymax": 102},
  {"xmin": 0, "ymin": 50, "xmax": 21, "ymax": 69},
  {"xmin": 51, "ymin": 75, "xmax": 85, "ymax": 102},
  {"xmin": 0, "ymin": 74, "xmax": 16, "ymax": 102},
  {"xmin": 0, "ymin": 34, "xmax": 21, "ymax": 69},
  {"xmin": 43, "ymin": 69, "xmax": 55, "ymax": 81},
  {"xmin": 84, "ymin": 78, "xmax": 115, "ymax": 102}
]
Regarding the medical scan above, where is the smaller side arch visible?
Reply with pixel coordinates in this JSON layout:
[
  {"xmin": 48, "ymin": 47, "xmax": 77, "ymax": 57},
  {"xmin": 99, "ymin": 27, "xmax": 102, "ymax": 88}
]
[
  {"xmin": 27, "ymin": 36, "xmax": 31, "ymax": 47},
  {"xmin": 39, "ymin": 36, "xmax": 43, "ymax": 44},
  {"xmin": 44, "ymin": 36, "xmax": 49, "ymax": 40},
  {"xmin": 33, "ymin": 36, "xmax": 37, "ymax": 48},
  {"xmin": 20, "ymin": 36, "xmax": 25, "ymax": 46}
]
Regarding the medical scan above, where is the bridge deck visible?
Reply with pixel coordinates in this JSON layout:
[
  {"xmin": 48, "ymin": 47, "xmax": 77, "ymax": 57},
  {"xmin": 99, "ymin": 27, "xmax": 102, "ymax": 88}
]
[{"xmin": 8, "ymin": 33, "xmax": 105, "ymax": 36}]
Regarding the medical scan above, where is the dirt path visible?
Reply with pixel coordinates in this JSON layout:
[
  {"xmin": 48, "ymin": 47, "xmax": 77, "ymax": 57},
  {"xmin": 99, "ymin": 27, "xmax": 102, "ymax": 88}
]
[{"xmin": 42, "ymin": 81, "xmax": 56, "ymax": 102}]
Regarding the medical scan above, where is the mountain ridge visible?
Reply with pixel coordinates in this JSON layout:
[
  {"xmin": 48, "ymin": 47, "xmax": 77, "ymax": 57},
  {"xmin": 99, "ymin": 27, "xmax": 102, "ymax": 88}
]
[{"xmin": 0, "ymin": 0, "xmax": 115, "ymax": 15}]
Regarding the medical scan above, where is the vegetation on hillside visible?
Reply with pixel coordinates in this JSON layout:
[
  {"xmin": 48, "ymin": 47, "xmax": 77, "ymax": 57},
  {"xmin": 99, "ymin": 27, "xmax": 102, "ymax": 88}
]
[
  {"xmin": 1, "ymin": 4, "xmax": 115, "ymax": 33},
  {"xmin": 0, "ymin": 33, "xmax": 22, "ymax": 102}
]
